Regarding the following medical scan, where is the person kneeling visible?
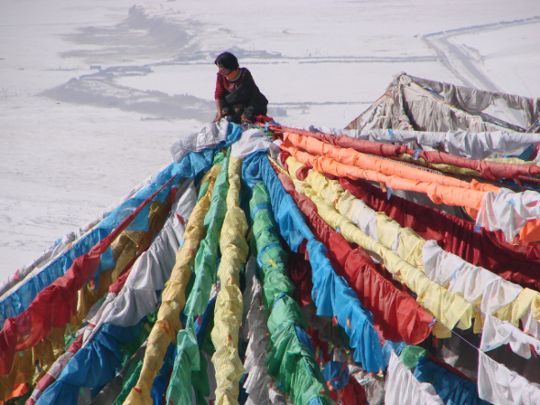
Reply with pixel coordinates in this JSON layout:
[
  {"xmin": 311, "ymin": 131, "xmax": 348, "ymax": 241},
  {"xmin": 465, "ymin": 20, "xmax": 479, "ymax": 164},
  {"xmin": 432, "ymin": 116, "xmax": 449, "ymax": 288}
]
[{"xmin": 213, "ymin": 51, "xmax": 268, "ymax": 123}]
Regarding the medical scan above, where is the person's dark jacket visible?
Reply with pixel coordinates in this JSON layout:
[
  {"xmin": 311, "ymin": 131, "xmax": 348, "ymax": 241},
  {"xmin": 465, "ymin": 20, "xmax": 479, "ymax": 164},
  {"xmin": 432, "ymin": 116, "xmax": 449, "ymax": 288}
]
[{"xmin": 215, "ymin": 68, "xmax": 268, "ymax": 116}]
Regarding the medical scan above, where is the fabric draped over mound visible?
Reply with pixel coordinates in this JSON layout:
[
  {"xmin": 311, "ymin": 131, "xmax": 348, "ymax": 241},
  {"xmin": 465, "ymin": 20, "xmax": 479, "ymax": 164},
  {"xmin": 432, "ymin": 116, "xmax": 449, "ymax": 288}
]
[
  {"xmin": 299, "ymin": 126, "xmax": 540, "ymax": 181},
  {"xmin": 339, "ymin": 178, "xmax": 540, "ymax": 291},
  {"xmin": 2, "ymin": 104, "xmax": 540, "ymax": 405},
  {"xmin": 0, "ymin": 160, "xmax": 182, "ymax": 331},
  {"xmin": 0, "ymin": 173, "xmax": 179, "ymax": 397},
  {"xmin": 0, "ymin": 176, "xmax": 168, "ymax": 331},
  {"xmin": 210, "ymin": 156, "xmax": 249, "ymax": 405},
  {"xmin": 243, "ymin": 153, "xmax": 387, "ymax": 372},
  {"xmin": 281, "ymin": 135, "xmax": 489, "ymax": 212},
  {"xmin": 0, "ymin": 218, "xmax": 103, "ymax": 323},
  {"xmin": 30, "ymin": 123, "xmax": 246, "ymax": 404},
  {"xmin": 276, "ymin": 169, "xmax": 435, "ymax": 344},
  {"xmin": 166, "ymin": 153, "xmax": 230, "ymax": 405},
  {"xmin": 241, "ymin": 256, "xmax": 287, "ymax": 405},
  {"xmin": 89, "ymin": 166, "xmax": 225, "ymax": 404},
  {"xmin": 27, "ymin": 238, "xmax": 155, "ymax": 405},
  {"xmin": 283, "ymin": 131, "xmax": 498, "ymax": 192},
  {"xmin": 35, "ymin": 180, "xmax": 197, "ymax": 405},
  {"xmin": 346, "ymin": 73, "xmax": 540, "ymax": 132},
  {"xmin": 1, "ymin": 144, "xmax": 231, "ymax": 401},
  {"xmin": 123, "ymin": 164, "xmax": 220, "ymax": 405},
  {"xmin": 0, "ymin": 119, "xmax": 236, "ymax": 333},
  {"xmin": 330, "ymin": 127, "xmax": 540, "ymax": 160},
  {"xmin": 284, "ymin": 156, "xmax": 473, "ymax": 337},
  {"xmin": 281, "ymin": 129, "xmax": 540, "ymax": 243},
  {"xmin": 249, "ymin": 181, "xmax": 330, "ymax": 405},
  {"xmin": 284, "ymin": 157, "xmax": 540, "ymax": 339},
  {"xmin": 301, "ymin": 161, "xmax": 540, "ymax": 344}
]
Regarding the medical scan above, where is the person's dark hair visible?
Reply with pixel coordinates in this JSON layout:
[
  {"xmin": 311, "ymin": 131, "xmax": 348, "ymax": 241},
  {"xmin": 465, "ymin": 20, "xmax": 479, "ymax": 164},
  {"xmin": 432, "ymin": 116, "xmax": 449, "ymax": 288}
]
[{"xmin": 214, "ymin": 52, "xmax": 239, "ymax": 70}]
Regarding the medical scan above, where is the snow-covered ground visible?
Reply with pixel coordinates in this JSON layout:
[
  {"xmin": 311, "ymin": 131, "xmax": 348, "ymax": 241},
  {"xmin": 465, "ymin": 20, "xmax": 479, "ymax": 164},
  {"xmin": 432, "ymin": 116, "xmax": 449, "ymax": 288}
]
[{"xmin": 1, "ymin": 0, "xmax": 539, "ymax": 279}]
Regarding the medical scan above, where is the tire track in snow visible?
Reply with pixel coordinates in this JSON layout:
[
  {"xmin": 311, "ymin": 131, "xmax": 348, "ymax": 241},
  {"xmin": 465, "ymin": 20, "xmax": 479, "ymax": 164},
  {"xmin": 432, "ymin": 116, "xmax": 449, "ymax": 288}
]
[
  {"xmin": 422, "ymin": 16, "xmax": 540, "ymax": 91},
  {"xmin": 41, "ymin": 65, "xmax": 215, "ymax": 121}
]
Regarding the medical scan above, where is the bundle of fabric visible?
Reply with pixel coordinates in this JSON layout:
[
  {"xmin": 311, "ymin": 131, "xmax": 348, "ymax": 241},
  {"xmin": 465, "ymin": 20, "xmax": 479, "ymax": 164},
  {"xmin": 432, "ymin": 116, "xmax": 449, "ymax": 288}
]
[
  {"xmin": 345, "ymin": 73, "xmax": 540, "ymax": 133},
  {"xmin": 1, "ymin": 78, "xmax": 540, "ymax": 405}
]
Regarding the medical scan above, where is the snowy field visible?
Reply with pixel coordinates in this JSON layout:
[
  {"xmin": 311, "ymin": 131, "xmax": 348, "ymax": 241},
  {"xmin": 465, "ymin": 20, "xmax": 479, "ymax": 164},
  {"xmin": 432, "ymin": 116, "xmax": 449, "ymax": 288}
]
[{"xmin": 1, "ymin": 0, "xmax": 539, "ymax": 279}]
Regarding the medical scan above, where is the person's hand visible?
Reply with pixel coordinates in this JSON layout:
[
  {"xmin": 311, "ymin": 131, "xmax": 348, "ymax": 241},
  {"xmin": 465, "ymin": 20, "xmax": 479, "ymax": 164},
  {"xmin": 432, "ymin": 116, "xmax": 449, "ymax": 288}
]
[
  {"xmin": 213, "ymin": 111, "xmax": 223, "ymax": 122},
  {"xmin": 240, "ymin": 114, "xmax": 252, "ymax": 123}
]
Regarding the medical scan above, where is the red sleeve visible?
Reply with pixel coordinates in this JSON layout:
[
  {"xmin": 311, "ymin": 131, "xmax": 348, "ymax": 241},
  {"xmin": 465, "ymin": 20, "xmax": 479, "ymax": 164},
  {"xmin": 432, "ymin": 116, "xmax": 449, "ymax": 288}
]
[{"xmin": 215, "ymin": 73, "xmax": 224, "ymax": 99}]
